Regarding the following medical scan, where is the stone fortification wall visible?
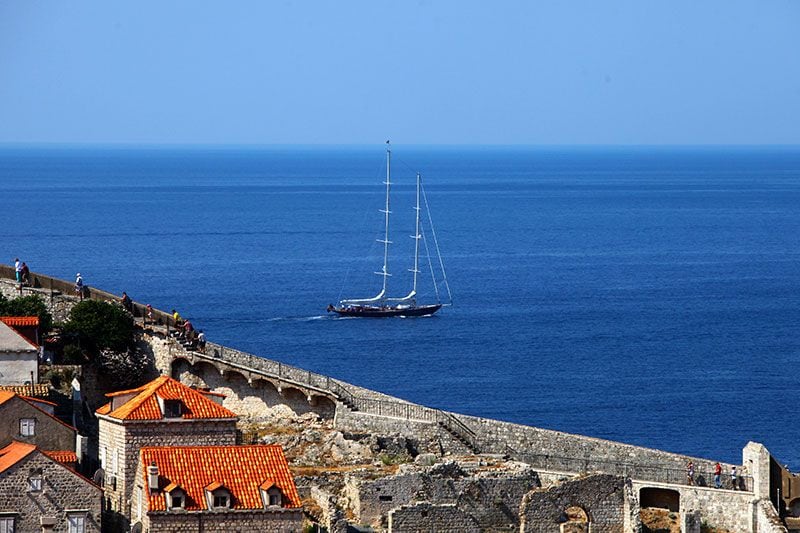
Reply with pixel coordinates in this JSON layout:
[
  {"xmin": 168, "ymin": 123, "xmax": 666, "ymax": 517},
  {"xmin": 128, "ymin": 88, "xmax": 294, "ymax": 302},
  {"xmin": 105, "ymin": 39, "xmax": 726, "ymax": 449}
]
[
  {"xmin": 755, "ymin": 498, "xmax": 789, "ymax": 533},
  {"xmin": 1, "ymin": 268, "xmax": 757, "ymax": 495},
  {"xmin": 631, "ymin": 479, "xmax": 755, "ymax": 533},
  {"xmin": 520, "ymin": 474, "xmax": 625, "ymax": 533}
]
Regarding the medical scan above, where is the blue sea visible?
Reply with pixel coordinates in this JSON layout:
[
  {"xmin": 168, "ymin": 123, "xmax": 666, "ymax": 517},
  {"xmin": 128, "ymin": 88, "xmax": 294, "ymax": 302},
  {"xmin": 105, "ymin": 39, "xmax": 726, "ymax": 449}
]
[{"xmin": 2, "ymin": 145, "xmax": 799, "ymax": 468}]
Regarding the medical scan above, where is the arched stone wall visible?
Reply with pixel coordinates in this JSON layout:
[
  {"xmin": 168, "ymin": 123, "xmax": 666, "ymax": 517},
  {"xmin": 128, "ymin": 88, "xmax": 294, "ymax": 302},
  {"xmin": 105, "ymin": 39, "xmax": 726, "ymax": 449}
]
[
  {"xmin": 169, "ymin": 358, "xmax": 335, "ymax": 421},
  {"xmin": 639, "ymin": 487, "xmax": 680, "ymax": 512}
]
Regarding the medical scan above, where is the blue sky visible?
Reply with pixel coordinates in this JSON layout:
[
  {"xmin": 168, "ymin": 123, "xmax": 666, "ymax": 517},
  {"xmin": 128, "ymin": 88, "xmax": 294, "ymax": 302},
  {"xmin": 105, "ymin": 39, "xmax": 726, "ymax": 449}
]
[{"xmin": 1, "ymin": 0, "xmax": 798, "ymax": 145}]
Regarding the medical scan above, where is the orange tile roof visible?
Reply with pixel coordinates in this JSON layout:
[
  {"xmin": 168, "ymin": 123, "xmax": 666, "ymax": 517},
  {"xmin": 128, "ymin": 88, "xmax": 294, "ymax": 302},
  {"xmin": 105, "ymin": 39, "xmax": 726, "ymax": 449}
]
[
  {"xmin": 43, "ymin": 450, "xmax": 78, "ymax": 464},
  {"xmin": 98, "ymin": 375, "xmax": 236, "ymax": 421},
  {"xmin": 0, "ymin": 316, "xmax": 39, "ymax": 327},
  {"xmin": 0, "ymin": 384, "xmax": 50, "ymax": 398},
  {"xmin": 0, "ymin": 441, "xmax": 37, "ymax": 474},
  {"xmin": 140, "ymin": 445, "xmax": 302, "ymax": 512}
]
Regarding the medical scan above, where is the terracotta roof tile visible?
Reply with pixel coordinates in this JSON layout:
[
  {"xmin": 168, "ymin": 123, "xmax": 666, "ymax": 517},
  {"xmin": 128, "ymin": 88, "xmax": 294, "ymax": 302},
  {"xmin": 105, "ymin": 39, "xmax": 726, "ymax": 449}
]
[
  {"xmin": 43, "ymin": 450, "xmax": 78, "ymax": 464},
  {"xmin": 0, "ymin": 384, "xmax": 50, "ymax": 398},
  {"xmin": 140, "ymin": 445, "xmax": 301, "ymax": 512},
  {"xmin": 0, "ymin": 441, "xmax": 37, "ymax": 474},
  {"xmin": 0, "ymin": 316, "xmax": 39, "ymax": 327},
  {"xmin": 98, "ymin": 375, "xmax": 236, "ymax": 421}
]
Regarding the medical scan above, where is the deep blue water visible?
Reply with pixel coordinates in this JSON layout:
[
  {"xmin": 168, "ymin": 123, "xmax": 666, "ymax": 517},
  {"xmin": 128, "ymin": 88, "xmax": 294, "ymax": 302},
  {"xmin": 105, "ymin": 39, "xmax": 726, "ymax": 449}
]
[{"xmin": 2, "ymin": 145, "xmax": 799, "ymax": 468}]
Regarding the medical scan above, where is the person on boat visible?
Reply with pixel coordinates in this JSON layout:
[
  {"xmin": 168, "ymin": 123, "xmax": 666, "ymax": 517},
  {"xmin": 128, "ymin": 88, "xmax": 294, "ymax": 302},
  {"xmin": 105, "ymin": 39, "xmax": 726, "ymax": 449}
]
[{"xmin": 327, "ymin": 304, "xmax": 334, "ymax": 312}]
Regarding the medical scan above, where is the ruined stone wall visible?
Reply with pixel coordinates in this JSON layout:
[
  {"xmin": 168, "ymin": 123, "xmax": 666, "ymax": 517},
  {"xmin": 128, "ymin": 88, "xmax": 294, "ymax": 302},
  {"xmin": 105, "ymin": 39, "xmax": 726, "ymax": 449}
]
[
  {"xmin": 388, "ymin": 502, "xmax": 480, "ymax": 533},
  {"xmin": 348, "ymin": 461, "xmax": 540, "ymax": 531},
  {"xmin": 0, "ymin": 450, "xmax": 102, "ymax": 533},
  {"xmin": 520, "ymin": 474, "xmax": 625, "ymax": 533}
]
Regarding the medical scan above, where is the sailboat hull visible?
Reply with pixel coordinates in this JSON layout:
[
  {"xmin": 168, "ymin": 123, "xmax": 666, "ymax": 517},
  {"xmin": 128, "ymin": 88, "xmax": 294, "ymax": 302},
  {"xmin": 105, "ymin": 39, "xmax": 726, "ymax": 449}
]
[{"xmin": 329, "ymin": 304, "xmax": 442, "ymax": 318}]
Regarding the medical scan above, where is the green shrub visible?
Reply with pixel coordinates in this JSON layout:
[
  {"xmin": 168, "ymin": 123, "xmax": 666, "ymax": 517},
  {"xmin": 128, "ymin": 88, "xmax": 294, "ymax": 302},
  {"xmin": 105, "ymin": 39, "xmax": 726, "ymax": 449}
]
[
  {"xmin": 0, "ymin": 294, "xmax": 53, "ymax": 333},
  {"xmin": 64, "ymin": 300, "xmax": 134, "ymax": 353}
]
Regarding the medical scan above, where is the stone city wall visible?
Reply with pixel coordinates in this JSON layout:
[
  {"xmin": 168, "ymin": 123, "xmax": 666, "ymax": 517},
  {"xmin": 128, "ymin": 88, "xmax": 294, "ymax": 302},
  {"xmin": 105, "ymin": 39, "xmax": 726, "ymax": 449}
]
[
  {"xmin": 631, "ymin": 479, "xmax": 756, "ymax": 533},
  {"xmin": 755, "ymin": 498, "xmax": 789, "ymax": 533}
]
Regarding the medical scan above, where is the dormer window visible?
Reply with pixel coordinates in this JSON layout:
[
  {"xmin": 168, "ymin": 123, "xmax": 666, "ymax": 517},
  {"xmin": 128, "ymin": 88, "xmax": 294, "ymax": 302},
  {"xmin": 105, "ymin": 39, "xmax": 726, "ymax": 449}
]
[
  {"xmin": 164, "ymin": 483, "xmax": 186, "ymax": 511},
  {"xmin": 163, "ymin": 399, "xmax": 182, "ymax": 418},
  {"xmin": 260, "ymin": 480, "xmax": 283, "ymax": 508},
  {"xmin": 213, "ymin": 494, "xmax": 229, "ymax": 507},
  {"xmin": 204, "ymin": 482, "xmax": 230, "ymax": 509}
]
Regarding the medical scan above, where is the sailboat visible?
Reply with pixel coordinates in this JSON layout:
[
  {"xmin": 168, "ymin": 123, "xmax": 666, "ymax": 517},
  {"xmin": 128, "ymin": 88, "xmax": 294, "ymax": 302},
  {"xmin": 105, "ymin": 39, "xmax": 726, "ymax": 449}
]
[{"xmin": 327, "ymin": 141, "xmax": 452, "ymax": 318}]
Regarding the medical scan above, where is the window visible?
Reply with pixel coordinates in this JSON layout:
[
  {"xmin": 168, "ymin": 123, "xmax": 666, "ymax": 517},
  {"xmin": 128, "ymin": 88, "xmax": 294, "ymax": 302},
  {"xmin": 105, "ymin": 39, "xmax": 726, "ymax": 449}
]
[
  {"xmin": 67, "ymin": 514, "xmax": 85, "ymax": 533},
  {"xmin": 28, "ymin": 477, "xmax": 42, "ymax": 492},
  {"xmin": 163, "ymin": 400, "xmax": 182, "ymax": 418},
  {"xmin": 111, "ymin": 449, "xmax": 118, "ymax": 475},
  {"xmin": 213, "ymin": 494, "xmax": 229, "ymax": 508},
  {"xmin": 19, "ymin": 419, "xmax": 35, "ymax": 437},
  {"xmin": 0, "ymin": 516, "xmax": 15, "ymax": 533},
  {"xmin": 171, "ymin": 494, "xmax": 184, "ymax": 509},
  {"xmin": 269, "ymin": 492, "xmax": 280, "ymax": 506}
]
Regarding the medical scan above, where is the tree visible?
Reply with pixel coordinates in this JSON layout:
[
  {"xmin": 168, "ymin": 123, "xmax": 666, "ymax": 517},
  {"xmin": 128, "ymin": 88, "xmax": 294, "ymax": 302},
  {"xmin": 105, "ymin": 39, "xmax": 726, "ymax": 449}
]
[
  {"xmin": 0, "ymin": 294, "xmax": 53, "ymax": 333},
  {"xmin": 64, "ymin": 300, "xmax": 148, "ymax": 389},
  {"xmin": 64, "ymin": 300, "xmax": 134, "ymax": 353}
]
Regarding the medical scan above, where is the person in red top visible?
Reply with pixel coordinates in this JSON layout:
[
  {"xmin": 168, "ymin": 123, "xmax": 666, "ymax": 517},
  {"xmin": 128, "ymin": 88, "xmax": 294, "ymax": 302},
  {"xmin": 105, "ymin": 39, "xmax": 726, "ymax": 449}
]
[{"xmin": 714, "ymin": 462, "xmax": 722, "ymax": 488}]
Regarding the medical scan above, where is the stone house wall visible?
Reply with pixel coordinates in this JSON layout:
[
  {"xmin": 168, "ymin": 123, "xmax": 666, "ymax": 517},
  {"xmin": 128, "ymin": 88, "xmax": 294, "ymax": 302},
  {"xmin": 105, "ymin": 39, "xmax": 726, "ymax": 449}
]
[
  {"xmin": 0, "ymin": 450, "xmax": 102, "ymax": 533},
  {"xmin": 98, "ymin": 416, "xmax": 237, "ymax": 520},
  {"xmin": 520, "ymin": 474, "xmax": 625, "ymax": 533},
  {"xmin": 0, "ymin": 394, "xmax": 75, "ymax": 450}
]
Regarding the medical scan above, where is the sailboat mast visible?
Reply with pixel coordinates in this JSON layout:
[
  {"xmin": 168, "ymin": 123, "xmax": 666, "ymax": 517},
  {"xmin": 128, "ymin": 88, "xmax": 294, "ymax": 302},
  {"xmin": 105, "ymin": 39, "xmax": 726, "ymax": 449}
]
[
  {"xmin": 410, "ymin": 172, "xmax": 422, "ymax": 297},
  {"xmin": 377, "ymin": 141, "xmax": 392, "ymax": 298}
]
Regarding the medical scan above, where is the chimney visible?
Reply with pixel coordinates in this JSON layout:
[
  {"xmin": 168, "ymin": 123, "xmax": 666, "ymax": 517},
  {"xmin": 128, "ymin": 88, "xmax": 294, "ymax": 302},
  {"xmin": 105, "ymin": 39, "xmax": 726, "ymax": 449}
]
[{"xmin": 147, "ymin": 462, "xmax": 159, "ymax": 491}]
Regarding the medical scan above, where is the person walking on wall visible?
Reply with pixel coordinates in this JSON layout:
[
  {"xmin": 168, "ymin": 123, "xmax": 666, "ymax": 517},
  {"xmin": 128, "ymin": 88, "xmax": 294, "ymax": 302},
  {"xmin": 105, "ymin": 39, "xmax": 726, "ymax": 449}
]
[
  {"xmin": 20, "ymin": 262, "xmax": 30, "ymax": 286},
  {"xmin": 686, "ymin": 461, "xmax": 695, "ymax": 485},
  {"xmin": 730, "ymin": 465, "xmax": 737, "ymax": 490},
  {"xmin": 714, "ymin": 462, "xmax": 722, "ymax": 488},
  {"xmin": 121, "ymin": 291, "xmax": 133, "ymax": 313},
  {"xmin": 74, "ymin": 273, "xmax": 84, "ymax": 300},
  {"xmin": 14, "ymin": 258, "xmax": 21, "ymax": 282}
]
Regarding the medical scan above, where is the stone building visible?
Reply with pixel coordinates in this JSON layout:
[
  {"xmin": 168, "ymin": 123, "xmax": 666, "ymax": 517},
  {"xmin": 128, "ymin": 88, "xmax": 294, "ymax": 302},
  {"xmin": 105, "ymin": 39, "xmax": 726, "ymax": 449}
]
[
  {"xmin": 0, "ymin": 441, "xmax": 102, "ymax": 532},
  {"xmin": 130, "ymin": 444, "xmax": 303, "ymax": 532},
  {"xmin": 95, "ymin": 375, "xmax": 238, "ymax": 523},
  {"xmin": 0, "ymin": 317, "xmax": 39, "ymax": 385},
  {"xmin": 0, "ymin": 390, "xmax": 77, "ymax": 451}
]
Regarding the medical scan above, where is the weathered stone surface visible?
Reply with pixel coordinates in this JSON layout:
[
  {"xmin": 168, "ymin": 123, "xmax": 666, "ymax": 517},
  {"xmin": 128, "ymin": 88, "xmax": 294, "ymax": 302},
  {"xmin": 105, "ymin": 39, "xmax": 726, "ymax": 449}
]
[{"xmin": 520, "ymin": 474, "xmax": 625, "ymax": 533}]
